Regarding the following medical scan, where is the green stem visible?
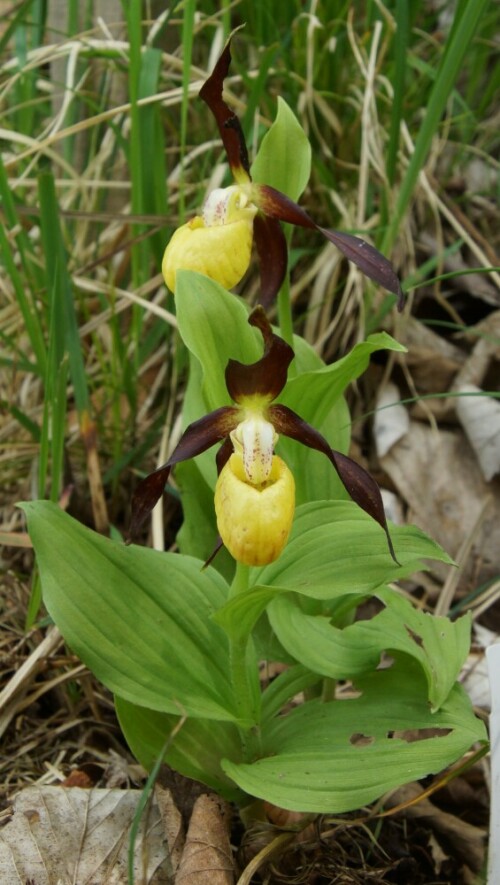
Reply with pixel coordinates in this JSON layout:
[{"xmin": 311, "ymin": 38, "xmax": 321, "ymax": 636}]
[
  {"xmin": 321, "ymin": 677, "xmax": 336, "ymax": 702},
  {"xmin": 229, "ymin": 561, "xmax": 250, "ymax": 601},
  {"xmin": 228, "ymin": 562, "xmax": 261, "ymax": 760}
]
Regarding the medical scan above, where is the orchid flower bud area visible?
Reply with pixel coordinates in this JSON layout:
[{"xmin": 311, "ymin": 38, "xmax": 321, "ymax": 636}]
[{"xmin": 161, "ymin": 184, "xmax": 257, "ymax": 293}]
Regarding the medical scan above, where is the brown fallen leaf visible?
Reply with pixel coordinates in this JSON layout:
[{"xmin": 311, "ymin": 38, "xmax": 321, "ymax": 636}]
[
  {"xmin": 155, "ymin": 784, "xmax": 185, "ymax": 878},
  {"xmin": 383, "ymin": 782, "xmax": 486, "ymax": 873},
  {"xmin": 400, "ymin": 314, "xmax": 465, "ymax": 398},
  {"xmin": 175, "ymin": 793, "xmax": 234, "ymax": 885},
  {"xmin": 380, "ymin": 420, "xmax": 500, "ymax": 591},
  {"xmin": 0, "ymin": 785, "xmax": 171, "ymax": 884}
]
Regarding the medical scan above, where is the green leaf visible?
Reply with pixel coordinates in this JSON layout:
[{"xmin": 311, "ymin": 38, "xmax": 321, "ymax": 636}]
[
  {"xmin": 251, "ymin": 97, "xmax": 311, "ymax": 202},
  {"xmin": 214, "ymin": 585, "xmax": 284, "ymax": 642},
  {"xmin": 277, "ymin": 332, "xmax": 406, "ymax": 504},
  {"xmin": 261, "ymin": 664, "xmax": 320, "ymax": 722},
  {"xmin": 21, "ymin": 501, "xmax": 238, "ymax": 722},
  {"xmin": 115, "ymin": 696, "xmax": 244, "ymax": 802},
  {"xmin": 252, "ymin": 500, "xmax": 452, "ymax": 599},
  {"xmin": 222, "ymin": 661, "xmax": 487, "ymax": 813},
  {"xmin": 268, "ymin": 587, "xmax": 471, "ymax": 710},
  {"xmin": 175, "ymin": 270, "xmax": 260, "ymax": 413}
]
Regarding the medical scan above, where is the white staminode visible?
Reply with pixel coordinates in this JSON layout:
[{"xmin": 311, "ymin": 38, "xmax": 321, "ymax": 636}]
[
  {"xmin": 202, "ymin": 185, "xmax": 252, "ymax": 226},
  {"xmin": 231, "ymin": 416, "xmax": 278, "ymax": 485}
]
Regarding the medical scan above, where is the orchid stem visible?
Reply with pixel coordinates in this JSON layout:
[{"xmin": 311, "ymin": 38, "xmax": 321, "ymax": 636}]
[
  {"xmin": 229, "ymin": 562, "xmax": 261, "ymax": 760},
  {"xmin": 229, "ymin": 560, "xmax": 250, "ymax": 600}
]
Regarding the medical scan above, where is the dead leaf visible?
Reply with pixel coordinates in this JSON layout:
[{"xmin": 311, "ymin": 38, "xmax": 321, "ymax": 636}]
[
  {"xmin": 400, "ymin": 314, "xmax": 465, "ymax": 397},
  {"xmin": 380, "ymin": 421, "xmax": 500, "ymax": 589},
  {"xmin": 455, "ymin": 384, "xmax": 500, "ymax": 481},
  {"xmin": 175, "ymin": 793, "xmax": 234, "ymax": 885},
  {"xmin": 374, "ymin": 382, "xmax": 410, "ymax": 457},
  {"xmin": 0, "ymin": 785, "xmax": 172, "ymax": 884},
  {"xmin": 384, "ymin": 783, "xmax": 486, "ymax": 872},
  {"xmin": 155, "ymin": 784, "xmax": 185, "ymax": 876},
  {"xmin": 461, "ymin": 623, "xmax": 499, "ymax": 709}
]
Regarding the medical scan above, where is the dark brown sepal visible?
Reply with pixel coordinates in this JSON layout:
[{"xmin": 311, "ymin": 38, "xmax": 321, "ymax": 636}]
[
  {"xmin": 253, "ymin": 184, "xmax": 404, "ymax": 306},
  {"xmin": 252, "ymin": 183, "xmax": 316, "ymax": 230},
  {"xmin": 199, "ymin": 34, "xmax": 251, "ymax": 180},
  {"xmin": 253, "ymin": 213, "xmax": 288, "ymax": 307},
  {"xmin": 129, "ymin": 463, "xmax": 173, "ymax": 539},
  {"xmin": 269, "ymin": 403, "xmax": 399, "ymax": 564},
  {"xmin": 319, "ymin": 227, "xmax": 404, "ymax": 306},
  {"xmin": 130, "ymin": 406, "xmax": 239, "ymax": 537},
  {"xmin": 225, "ymin": 307, "xmax": 294, "ymax": 402}
]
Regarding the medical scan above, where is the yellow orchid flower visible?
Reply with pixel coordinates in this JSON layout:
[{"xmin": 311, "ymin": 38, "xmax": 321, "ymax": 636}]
[
  {"xmin": 131, "ymin": 308, "xmax": 398, "ymax": 567},
  {"xmin": 162, "ymin": 37, "xmax": 404, "ymax": 309}
]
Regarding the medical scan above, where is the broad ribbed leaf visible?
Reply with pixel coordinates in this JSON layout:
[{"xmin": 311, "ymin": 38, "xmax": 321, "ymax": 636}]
[
  {"xmin": 115, "ymin": 696, "xmax": 244, "ymax": 802},
  {"xmin": 268, "ymin": 587, "xmax": 471, "ymax": 710},
  {"xmin": 222, "ymin": 661, "xmax": 487, "ymax": 813},
  {"xmin": 214, "ymin": 585, "xmax": 283, "ymax": 642},
  {"xmin": 252, "ymin": 500, "xmax": 452, "ymax": 598},
  {"xmin": 22, "ymin": 501, "xmax": 238, "ymax": 722}
]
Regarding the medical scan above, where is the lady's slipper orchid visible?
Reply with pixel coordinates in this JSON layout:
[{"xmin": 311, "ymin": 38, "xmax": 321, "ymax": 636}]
[
  {"xmin": 130, "ymin": 308, "xmax": 398, "ymax": 566},
  {"xmin": 162, "ymin": 37, "xmax": 404, "ymax": 309}
]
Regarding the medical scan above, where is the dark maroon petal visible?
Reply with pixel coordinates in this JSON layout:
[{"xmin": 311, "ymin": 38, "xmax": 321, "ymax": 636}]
[
  {"xmin": 319, "ymin": 228, "xmax": 404, "ymax": 306},
  {"xmin": 129, "ymin": 463, "xmax": 173, "ymax": 540},
  {"xmin": 215, "ymin": 437, "xmax": 234, "ymax": 475},
  {"xmin": 199, "ymin": 36, "xmax": 251, "ymax": 180},
  {"xmin": 253, "ymin": 183, "xmax": 316, "ymax": 229},
  {"xmin": 203, "ymin": 536, "xmax": 224, "ymax": 569},
  {"xmin": 253, "ymin": 183, "xmax": 404, "ymax": 307},
  {"xmin": 253, "ymin": 213, "xmax": 288, "ymax": 307},
  {"xmin": 225, "ymin": 307, "xmax": 294, "ymax": 403},
  {"xmin": 269, "ymin": 403, "xmax": 399, "ymax": 563},
  {"xmin": 130, "ymin": 406, "xmax": 239, "ymax": 537}
]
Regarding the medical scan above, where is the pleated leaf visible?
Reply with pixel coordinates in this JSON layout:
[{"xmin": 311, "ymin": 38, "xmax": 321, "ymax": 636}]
[
  {"xmin": 21, "ymin": 501, "xmax": 238, "ymax": 722},
  {"xmin": 115, "ymin": 696, "xmax": 244, "ymax": 802},
  {"xmin": 222, "ymin": 661, "xmax": 487, "ymax": 813},
  {"xmin": 251, "ymin": 500, "xmax": 452, "ymax": 598},
  {"xmin": 268, "ymin": 587, "xmax": 471, "ymax": 710}
]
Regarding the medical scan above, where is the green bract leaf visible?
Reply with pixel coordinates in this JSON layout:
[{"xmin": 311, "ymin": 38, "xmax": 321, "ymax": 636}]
[
  {"xmin": 268, "ymin": 587, "xmax": 471, "ymax": 710},
  {"xmin": 115, "ymin": 696, "xmax": 244, "ymax": 802},
  {"xmin": 277, "ymin": 332, "xmax": 406, "ymax": 504},
  {"xmin": 21, "ymin": 501, "xmax": 238, "ymax": 722},
  {"xmin": 175, "ymin": 271, "xmax": 260, "ymax": 489},
  {"xmin": 251, "ymin": 97, "xmax": 312, "ymax": 202},
  {"xmin": 252, "ymin": 500, "xmax": 452, "ymax": 598},
  {"xmin": 222, "ymin": 661, "xmax": 487, "ymax": 813},
  {"xmin": 214, "ymin": 585, "xmax": 283, "ymax": 642},
  {"xmin": 175, "ymin": 270, "xmax": 260, "ymax": 413}
]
